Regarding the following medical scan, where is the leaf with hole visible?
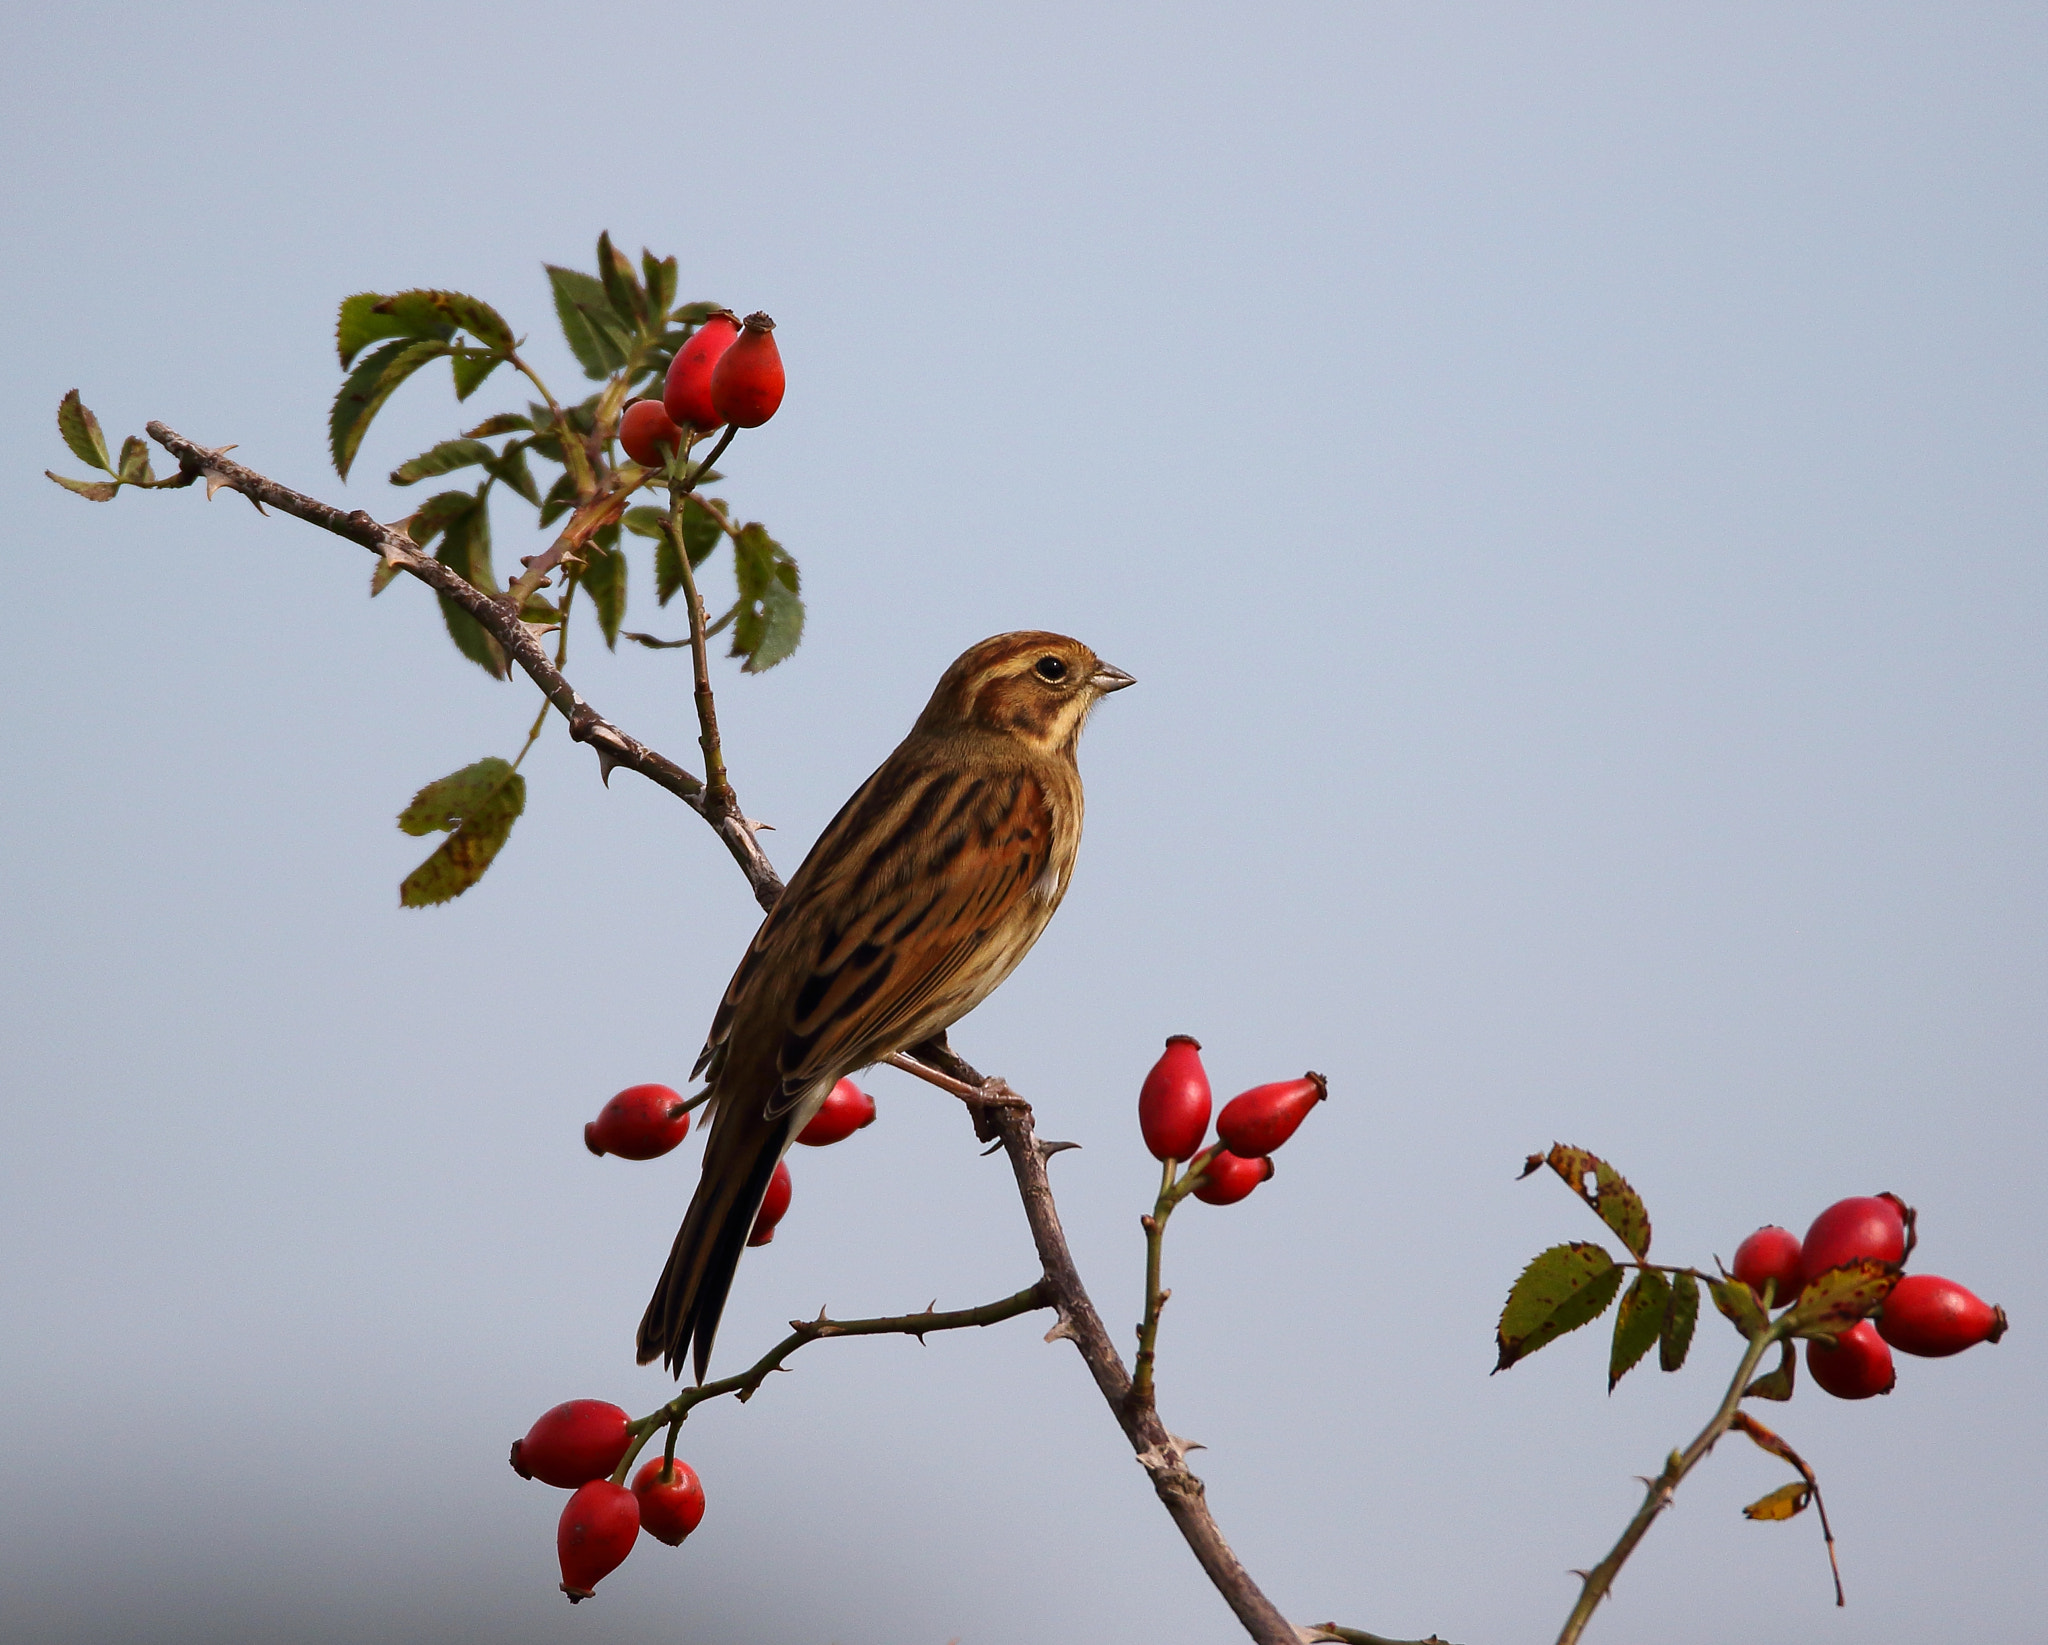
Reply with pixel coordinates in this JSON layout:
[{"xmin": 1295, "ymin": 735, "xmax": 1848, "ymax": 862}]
[
  {"xmin": 1496, "ymin": 1242, "xmax": 1623, "ymax": 1372},
  {"xmin": 1525, "ymin": 1143, "xmax": 1652, "ymax": 1259},
  {"xmin": 397, "ymin": 757, "xmax": 525, "ymax": 905},
  {"xmin": 1609, "ymin": 1269, "xmax": 1670, "ymax": 1390}
]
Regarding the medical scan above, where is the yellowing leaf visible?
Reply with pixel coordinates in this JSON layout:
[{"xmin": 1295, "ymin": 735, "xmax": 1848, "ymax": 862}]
[{"xmin": 1743, "ymin": 1482, "xmax": 1812, "ymax": 1522}]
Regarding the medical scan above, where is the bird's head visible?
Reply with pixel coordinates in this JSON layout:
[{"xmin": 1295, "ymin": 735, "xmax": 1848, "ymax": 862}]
[{"xmin": 916, "ymin": 631, "xmax": 1135, "ymax": 755}]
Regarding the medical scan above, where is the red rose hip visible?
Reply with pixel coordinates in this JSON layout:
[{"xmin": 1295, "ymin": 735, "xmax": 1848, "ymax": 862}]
[
  {"xmin": 1191, "ymin": 1149, "xmax": 1274, "ymax": 1206},
  {"xmin": 585, "ymin": 1084, "xmax": 691, "ymax": 1161},
  {"xmin": 709, "ymin": 312, "xmax": 785, "ymax": 429},
  {"xmin": 797, "ymin": 1079, "xmax": 876, "ymax": 1147},
  {"xmin": 1215, "ymin": 1073, "xmax": 1328, "ymax": 1158},
  {"xmin": 1138, "ymin": 1035, "xmax": 1211, "ymax": 1162},
  {"xmin": 618, "ymin": 399, "xmax": 684, "ymax": 468},
  {"xmin": 747, "ymin": 1159, "xmax": 793, "ymax": 1247},
  {"xmin": 662, "ymin": 310, "xmax": 739, "ymax": 432},
  {"xmin": 1800, "ymin": 1195, "xmax": 1907, "ymax": 1285},
  {"xmin": 632, "ymin": 1456, "xmax": 707, "ymax": 1546},
  {"xmin": 1805, "ymin": 1319, "xmax": 1896, "ymax": 1400},
  {"xmin": 558, "ymin": 1479, "xmax": 640, "ymax": 1600},
  {"xmin": 1732, "ymin": 1225, "xmax": 1804, "ymax": 1305},
  {"xmin": 511, "ymin": 1400, "xmax": 632, "ymax": 1488},
  {"xmin": 1877, "ymin": 1274, "xmax": 2007, "ymax": 1357}
]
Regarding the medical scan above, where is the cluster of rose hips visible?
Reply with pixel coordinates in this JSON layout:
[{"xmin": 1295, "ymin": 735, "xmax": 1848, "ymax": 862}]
[
  {"xmin": 520, "ymin": 1076, "xmax": 879, "ymax": 1599},
  {"xmin": 617, "ymin": 309, "xmax": 785, "ymax": 468},
  {"xmin": 1730, "ymin": 1194, "xmax": 2007, "ymax": 1400},
  {"xmin": 1138, "ymin": 1035, "xmax": 1327, "ymax": 1196},
  {"xmin": 584, "ymin": 1077, "xmax": 877, "ymax": 1247}
]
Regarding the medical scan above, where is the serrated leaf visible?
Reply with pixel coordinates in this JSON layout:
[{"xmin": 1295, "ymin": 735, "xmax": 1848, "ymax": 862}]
[
  {"xmin": 370, "ymin": 558, "xmax": 402, "ymax": 596},
  {"xmin": 1609, "ymin": 1269, "xmax": 1670, "ymax": 1391},
  {"xmin": 1742, "ymin": 1482, "xmax": 1812, "ymax": 1523},
  {"xmin": 1495, "ymin": 1242, "xmax": 1623, "ymax": 1372},
  {"xmin": 451, "ymin": 349, "xmax": 503, "ymax": 401},
  {"xmin": 390, "ymin": 438, "xmax": 496, "ymax": 487},
  {"xmin": 1661, "ymin": 1270, "xmax": 1700, "ymax": 1371},
  {"xmin": 642, "ymin": 251, "xmax": 678, "ymax": 320},
  {"xmin": 537, "ymin": 468, "xmax": 576, "ymax": 528},
  {"xmin": 729, "ymin": 521, "xmax": 805, "ymax": 671},
  {"xmin": 397, "ymin": 757, "xmax": 524, "ymax": 905},
  {"xmin": 427, "ymin": 491, "xmax": 506, "ymax": 678},
  {"xmin": 463, "ymin": 412, "xmax": 532, "ymax": 439},
  {"xmin": 116, "ymin": 435, "xmax": 154, "ymax": 484},
  {"xmin": 46, "ymin": 470, "xmax": 121, "ymax": 500},
  {"xmin": 1710, "ymin": 1277, "xmax": 1771, "ymax": 1340},
  {"xmin": 740, "ymin": 576, "xmax": 804, "ymax": 672},
  {"xmin": 597, "ymin": 231, "xmax": 647, "ymax": 327},
  {"xmin": 336, "ymin": 291, "xmax": 453, "ymax": 367},
  {"xmin": 330, "ymin": 337, "xmax": 451, "ymax": 480},
  {"xmin": 484, "ymin": 442, "xmax": 542, "ymax": 506},
  {"xmin": 406, "ymin": 489, "xmax": 480, "ymax": 548},
  {"xmin": 1533, "ymin": 1144, "xmax": 1652, "ymax": 1260},
  {"xmin": 547, "ymin": 264, "xmax": 632, "ymax": 379},
  {"xmin": 1782, "ymin": 1258, "xmax": 1898, "ymax": 1341},
  {"xmin": 582, "ymin": 541, "xmax": 627, "ymax": 649},
  {"xmin": 57, "ymin": 390, "xmax": 114, "ymax": 472},
  {"xmin": 1744, "ymin": 1339, "xmax": 1797, "ymax": 1401}
]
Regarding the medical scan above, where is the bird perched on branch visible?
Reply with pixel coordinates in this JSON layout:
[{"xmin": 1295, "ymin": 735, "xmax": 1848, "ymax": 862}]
[{"xmin": 638, "ymin": 631, "xmax": 1135, "ymax": 1379}]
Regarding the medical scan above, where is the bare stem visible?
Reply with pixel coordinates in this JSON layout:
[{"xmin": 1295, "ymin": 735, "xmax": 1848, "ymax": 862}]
[
  {"xmin": 1130, "ymin": 1154, "xmax": 1179, "ymax": 1411},
  {"xmin": 1554, "ymin": 1324, "xmax": 1780, "ymax": 1645},
  {"xmin": 666, "ymin": 486, "xmax": 734, "ymax": 817}
]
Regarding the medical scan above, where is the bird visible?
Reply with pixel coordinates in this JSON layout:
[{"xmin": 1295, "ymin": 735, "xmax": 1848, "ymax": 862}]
[{"xmin": 637, "ymin": 630, "xmax": 1135, "ymax": 1380}]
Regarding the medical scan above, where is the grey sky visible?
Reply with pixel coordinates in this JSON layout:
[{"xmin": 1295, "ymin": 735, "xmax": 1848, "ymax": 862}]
[{"xmin": 4, "ymin": 5, "xmax": 2043, "ymax": 1642}]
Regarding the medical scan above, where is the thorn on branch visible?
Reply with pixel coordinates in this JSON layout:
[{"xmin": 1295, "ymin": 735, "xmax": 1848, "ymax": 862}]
[{"xmin": 1039, "ymin": 1139, "xmax": 1081, "ymax": 1162}]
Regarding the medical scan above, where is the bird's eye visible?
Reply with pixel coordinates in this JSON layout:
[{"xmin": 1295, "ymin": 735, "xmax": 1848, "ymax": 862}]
[{"xmin": 1034, "ymin": 656, "xmax": 1068, "ymax": 683}]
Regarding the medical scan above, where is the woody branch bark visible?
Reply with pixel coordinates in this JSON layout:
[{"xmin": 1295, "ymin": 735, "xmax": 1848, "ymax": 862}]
[{"xmin": 139, "ymin": 424, "xmax": 1444, "ymax": 1645}]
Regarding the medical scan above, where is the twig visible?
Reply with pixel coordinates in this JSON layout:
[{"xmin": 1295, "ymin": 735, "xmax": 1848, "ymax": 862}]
[
  {"xmin": 611, "ymin": 1283, "xmax": 1052, "ymax": 1482},
  {"xmin": 144, "ymin": 423, "xmax": 783, "ymax": 912},
  {"xmin": 667, "ymin": 482, "xmax": 734, "ymax": 817},
  {"xmin": 1554, "ymin": 1324, "xmax": 1780, "ymax": 1645}
]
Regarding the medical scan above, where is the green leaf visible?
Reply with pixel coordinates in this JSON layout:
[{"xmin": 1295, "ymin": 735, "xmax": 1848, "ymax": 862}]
[
  {"xmin": 1660, "ymin": 1270, "xmax": 1700, "ymax": 1371},
  {"xmin": 329, "ymin": 337, "xmax": 451, "ymax": 480},
  {"xmin": 623, "ymin": 505, "xmax": 667, "ymax": 540},
  {"xmin": 370, "ymin": 558, "xmax": 403, "ymax": 597},
  {"xmin": 546, "ymin": 264, "xmax": 631, "ymax": 379},
  {"xmin": 622, "ymin": 630, "xmax": 692, "ymax": 649},
  {"xmin": 463, "ymin": 412, "xmax": 532, "ymax": 439},
  {"xmin": 426, "ymin": 490, "xmax": 506, "ymax": 679},
  {"xmin": 339, "ymin": 290, "xmax": 512, "ymax": 368},
  {"xmin": 683, "ymin": 494, "xmax": 724, "ymax": 562},
  {"xmin": 451, "ymin": 349, "xmax": 503, "ymax": 401},
  {"xmin": 484, "ymin": 442, "xmax": 542, "ymax": 506},
  {"xmin": 46, "ymin": 470, "xmax": 121, "ymax": 501},
  {"xmin": 406, "ymin": 489, "xmax": 480, "ymax": 548},
  {"xmin": 389, "ymin": 439, "xmax": 496, "ymax": 487},
  {"xmin": 1523, "ymin": 1144, "xmax": 1652, "ymax": 1260},
  {"xmin": 397, "ymin": 757, "xmax": 525, "ymax": 905},
  {"xmin": 57, "ymin": 390, "xmax": 114, "ymax": 472},
  {"xmin": 729, "ymin": 521, "xmax": 805, "ymax": 672},
  {"xmin": 642, "ymin": 250, "xmax": 678, "ymax": 320},
  {"xmin": 671, "ymin": 300, "xmax": 724, "ymax": 324},
  {"xmin": 1609, "ymin": 1269, "xmax": 1670, "ymax": 1391},
  {"xmin": 1709, "ymin": 1277, "xmax": 1771, "ymax": 1341},
  {"xmin": 1742, "ymin": 1481, "xmax": 1812, "ymax": 1522},
  {"xmin": 1782, "ymin": 1258, "xmax": 1898, "ymax": 1342},
  {"xmin": 116, "ymin": 435, "xmax": 154, "ymax": 485},
  {"xmin": 537, "ymin": 468, "xmax": 576, "ymax": 528},
  {"xmin": 1743, "ymin": 1339, "xmax": 1797, "ymax": 1402},
  {"xmin": 597, "ymin": 231, "xmax": 647, "ymax": 327},
  {"xmin": 582, "ymin": 541, "xmax": 627, "ymax": 649},
  {"xmin": 1495, "ymin": 1242, "xmax": 1623, "ymax": 1372}
]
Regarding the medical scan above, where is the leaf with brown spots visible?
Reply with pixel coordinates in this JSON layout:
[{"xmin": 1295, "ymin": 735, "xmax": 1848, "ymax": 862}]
[
  {"xmin": 1496, "ymin": 1242, "xmax": 1623, "ymax": 1372},
  {"xmin": 1528, "ymin": 1143, "xmax": 1652, "ymax": 1260}
]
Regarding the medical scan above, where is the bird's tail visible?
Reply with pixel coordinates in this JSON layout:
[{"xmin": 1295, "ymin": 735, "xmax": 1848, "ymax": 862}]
[{"xmin": 635, "ymin": 1101, "xmax": 794, "ymax": 1381}]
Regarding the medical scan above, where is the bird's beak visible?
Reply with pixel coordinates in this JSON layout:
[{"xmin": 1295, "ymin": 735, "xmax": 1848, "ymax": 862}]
[{"xmin": 1090, "ymin": 661, "xmax": 1136, "ymax": 694}]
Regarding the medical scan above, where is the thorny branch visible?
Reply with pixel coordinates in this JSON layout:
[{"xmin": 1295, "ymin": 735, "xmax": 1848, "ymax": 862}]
[{"xmin": 140, "ymin": 423, "xmax": 1451, "ymax": 1645}]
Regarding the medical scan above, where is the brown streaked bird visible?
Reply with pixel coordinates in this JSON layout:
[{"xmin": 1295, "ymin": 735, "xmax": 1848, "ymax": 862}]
[{"xmin": 638, "ymin": 631, "xmax": 1134, "ymax": 1380}]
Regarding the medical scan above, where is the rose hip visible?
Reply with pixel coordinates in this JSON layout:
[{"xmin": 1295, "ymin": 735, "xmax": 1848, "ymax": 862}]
[
  {"xmin": 1800, "ymin": 1195, "xmax": 1907, "ymax": 1284},
  {"xmin": 618, "ymin": 399, "xmax": 684, "ymax": 468},
  {"xmin": 1138, "ymin": 1035, "xmax": 1211, "ymax": 1162},
  {"xmin": 709, "ymin": 312, "xmax": 784, "ymax": 429},
  {"xmin": 1191, "ymin": 1149, "xmax": 1274, "ymax": 1206},
  {"xmin": 1877, "ymin": 1274, "xmax": 2008, "ymax": 1357},
  {"xmin": 1215, "ymin": 1074, "xmax": 1327, "ymax": 1158},
  {"xmin": 1732, "ymin": 1225, "xmax": 1804, "ymax": 1305},
  {"xmin": 662, "ymin": 310, "xmax": 739, "ymax": 432},
  {"xmin": 797, "ymin": 1079, "xmax": 876, "ymax": 1147},
  {"xmin": 1805, "ymin": 1319, "xmax": 1896, "ymax": 1400},
  {"xmin": 558, "ymin": 1479, "xmax": 640, "ymax": 1600},
  {"xmin": 747, "ymin": 1159, "xmax": 793, "ymax": 1247},
  {"xmin": 632, "ymin": 1456, "xmax": 707, "ymax": 1546},
  {"xmin": 510, "ymin": 1400, "xmax": 631, "ymax": 1488},
  {"xmin": 585, "ymin": 1084, "xmax": 691, "ymax": 1161}
]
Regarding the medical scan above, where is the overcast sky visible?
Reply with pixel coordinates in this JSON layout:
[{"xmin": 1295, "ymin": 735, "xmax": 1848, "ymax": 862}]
[{"xmin": 4, "ymin": 5, "xmax": 2044, "ymax": 1643}]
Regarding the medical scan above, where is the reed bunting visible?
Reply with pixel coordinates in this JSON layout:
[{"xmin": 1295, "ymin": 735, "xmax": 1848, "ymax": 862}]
[{"xmin": 638, "ymin": 631, "xmax": 1135, "ymax": 1378}]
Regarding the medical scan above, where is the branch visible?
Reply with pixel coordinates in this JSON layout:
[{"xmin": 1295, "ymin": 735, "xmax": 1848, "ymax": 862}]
[
  {"xmin": 613, "ymin": 1282, "xmax": 1052, "ymax": 1481},
  {"xmin": 144, "ymin": 422, "xmax": 783, "ymax": 912}
]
